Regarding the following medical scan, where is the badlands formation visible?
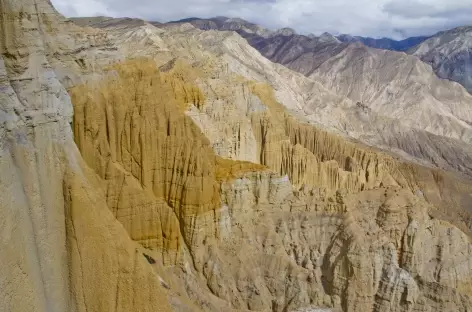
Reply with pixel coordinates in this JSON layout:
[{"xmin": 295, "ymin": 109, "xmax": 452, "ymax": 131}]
[
  {"xmin": 167, "ymin": 17, "xmax": 472, "ymax": 177},
  {"xmin": 2, "ymin": 1, "xmax": 472, "ymax": 312}
]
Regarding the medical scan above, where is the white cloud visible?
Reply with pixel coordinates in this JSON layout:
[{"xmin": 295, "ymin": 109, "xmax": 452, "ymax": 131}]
[
  {"xmin": 50, "ymin": 0, "xmax": 472, "ymax": 39},
  {"xmin": 51, "ymin": 0, "xmax": 114, "ymax": 17}
]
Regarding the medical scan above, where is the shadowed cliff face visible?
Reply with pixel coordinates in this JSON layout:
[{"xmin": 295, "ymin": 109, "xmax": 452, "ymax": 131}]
[{"xmin": 3, "ymin": 3, "xmax": 472, "ymax": 312}]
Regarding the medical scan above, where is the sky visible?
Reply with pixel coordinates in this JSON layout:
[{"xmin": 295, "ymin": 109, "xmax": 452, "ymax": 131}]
[{"xmin": 51, "ymin": 0, "xmax": 472, "ymax": 39}]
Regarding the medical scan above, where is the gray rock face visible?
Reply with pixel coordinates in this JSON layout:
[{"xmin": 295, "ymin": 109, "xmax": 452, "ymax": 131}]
[
  {"xmin": 272, "ymin": 27, "xmax": 297, "ymax": 37},
  {"xmin": 70, "ymin": 16, "xmax": 148, "ymax": 29},
  {"xmin": 410, "ymin": 26, "xmax": 472, "ymax": 93},
  {"xmin": 319, "ymin": 32, "xmax": 341, "ymax": 44}
]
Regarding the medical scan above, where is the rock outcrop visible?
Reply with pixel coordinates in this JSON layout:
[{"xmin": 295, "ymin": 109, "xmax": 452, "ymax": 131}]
[
  {"xmin": 70, "ymin": 57, "xmax": 265, "ymax": 260},
  {"xmin": 165, "ymin": 16, "xmax": 273, "ymax": 38},
  {"xmin": 206, "ymin": 179, "xmax": 472, "ymax": 311},
  {"xmin": 0, "ymin": 1, "xmax": 174, "ymax": 311}
]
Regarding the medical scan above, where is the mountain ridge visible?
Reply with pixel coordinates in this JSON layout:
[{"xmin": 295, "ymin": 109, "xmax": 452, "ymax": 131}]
[
  {"xmin": 410, "ymin": 25, "xmax": 472, "ymax": 93},
  {"xmin": 160, "ymin": 16, "xmax": 472, "ymax": 94},
  {"xmin": 164, "ymin": 16, "xmax": 433, "ymax": 50}
]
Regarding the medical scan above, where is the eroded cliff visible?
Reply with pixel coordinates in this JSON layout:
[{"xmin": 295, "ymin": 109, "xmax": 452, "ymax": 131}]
[
  {"xmin": 67, "ymin": 24, "xmax": 472, "ymax": 311},
  {"xmin": 0, "ymin": 1, "xmax": 173, "ymax": 311},
  {"xmin": 70, "ymin": 57, "xmax": 265, "ymax": 263},
  {"xmin": 3, "ymin": 1, "xmax": 472, "ymax": 312},
  {"xmin": 163, "ymin": 20, "xmax": 472, "ymax": 178}
]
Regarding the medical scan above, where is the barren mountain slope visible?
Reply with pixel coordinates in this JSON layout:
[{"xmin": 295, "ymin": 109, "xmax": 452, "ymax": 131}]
[
  {"xmin": 227, "ymin": 28, "xmax": 472, "ymax": 146},
  {"xmin": 71, "ymin": 19, "xmax": 472, "ymax": 311},
  {"xmin": 410, "ymin": 26, "xmax": 472, "ymax": 94},
  {"xmin": 308, "ymin": 43, "xmax": 472, "ymax": 140},
  {"xmin": 3, "ymin": 3, "xmax": 472, "ymax": 312},
  {"xmin": 159, "ymin": 19, "xmax": 472, "ymax": 177}
]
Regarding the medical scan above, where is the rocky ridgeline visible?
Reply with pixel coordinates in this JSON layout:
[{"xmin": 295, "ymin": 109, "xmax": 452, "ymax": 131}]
[{"xmin": 410, "ymin": 26, "xmax": 472, "ymax": 94}]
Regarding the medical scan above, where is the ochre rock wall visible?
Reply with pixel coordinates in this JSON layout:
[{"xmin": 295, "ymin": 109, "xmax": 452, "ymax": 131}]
[
  {"xmin": 70, "ymin": 58, "xmax": 264, "ymax": 263},
  {"xmin": 0, "ymin": 1, "xmax": 173, "ymax": 311}
]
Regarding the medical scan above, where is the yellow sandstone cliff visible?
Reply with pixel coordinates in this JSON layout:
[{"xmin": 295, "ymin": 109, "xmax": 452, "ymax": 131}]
[{"xmin": 70, "ymin": 58, "xmax": 264, "ymax": 263}]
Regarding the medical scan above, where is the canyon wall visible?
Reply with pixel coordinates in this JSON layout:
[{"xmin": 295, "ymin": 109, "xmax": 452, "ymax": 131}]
[
  {"xmin": 2, "ymin": 1, "xmax": 472, "ymax": 312},
  {"xmin": 0, "ymin": 1, "xmax": 173, "ymax": 311}
]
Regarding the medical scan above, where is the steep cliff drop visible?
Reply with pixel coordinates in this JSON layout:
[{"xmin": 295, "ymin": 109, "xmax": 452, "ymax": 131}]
[{"xmin": 0, "ymin": 1, "xmax": 173, "ymax": 311}]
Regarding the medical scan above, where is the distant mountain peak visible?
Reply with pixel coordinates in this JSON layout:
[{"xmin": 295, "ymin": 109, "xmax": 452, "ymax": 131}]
[
  {"xmin": 273, "ymin": 27, "xmax": 296, "ymax": 36},
  {"xmin": 225, "ymin": 17, "xmax": 249, "ymax": 23},
  {"xmin": 411, "ymin": 26, "xmax": 472, "ymax": 93},
  {"xmin": 213, "ymin": 16, "xmax": 229, "ymax": 21},
  {"xmin": 319, "ymin": 32, "xmax": 341, "ymax": 43},
  {"xmin": 336, "ymin": 34, "xmax": 429, "ymax": 51}
]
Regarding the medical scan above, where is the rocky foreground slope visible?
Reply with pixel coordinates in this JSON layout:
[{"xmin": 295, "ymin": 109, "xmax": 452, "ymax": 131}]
[{"xmin": 2, "ymin": 1, "xmax": 472, "ymax": 312}]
